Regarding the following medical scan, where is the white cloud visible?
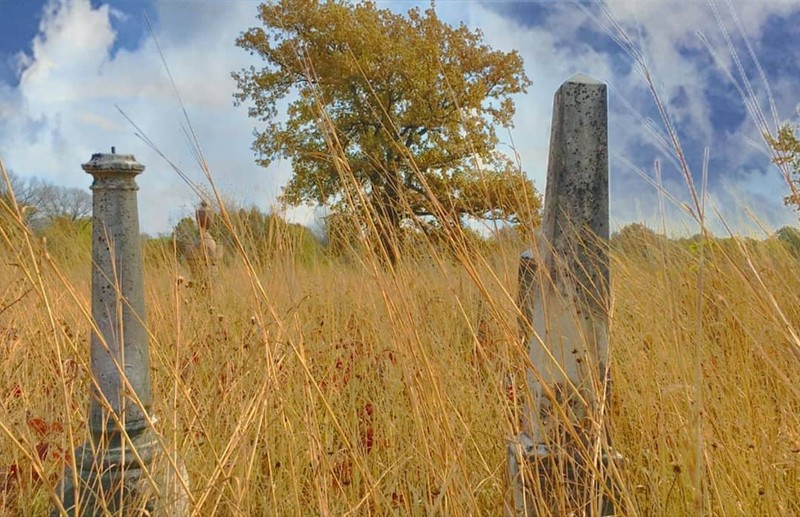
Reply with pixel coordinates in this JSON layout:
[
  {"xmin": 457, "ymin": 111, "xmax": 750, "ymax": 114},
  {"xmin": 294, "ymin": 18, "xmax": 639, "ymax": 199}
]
[
  {"xmin": 448, "ymin": 0, "xmax": 799, "ymax": 236},
  {"xmin": 0, "ymin": 0, "xmax": 283, "ymax": 234}
]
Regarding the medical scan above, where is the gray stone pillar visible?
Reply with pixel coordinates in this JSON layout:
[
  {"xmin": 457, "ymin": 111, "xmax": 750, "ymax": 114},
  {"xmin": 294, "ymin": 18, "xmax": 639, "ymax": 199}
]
[
  {"xmin": 84, "ymin": 151, "xmax": 151, "ymax": 435},
  {"xmin": 508, "ymin": 75, "xmax": 617, "ymax": 515},
  {"xmin": 55, "ymin": 150, "xmax": 188, "ymax": 516},
  {"xmin": 529, "ymin": 73, "xmax": 609, "ymax": 439}
]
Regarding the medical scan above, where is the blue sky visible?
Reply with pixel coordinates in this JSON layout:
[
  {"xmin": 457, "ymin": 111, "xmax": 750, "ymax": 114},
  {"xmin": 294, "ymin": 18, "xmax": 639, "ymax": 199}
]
[
  {"xmin": 0, "ymin": 0, "xmax": 157, "ymax": 83},
  {"xmin": 0, "ymin": 0, "xmax": 798, "ymax": 235}
]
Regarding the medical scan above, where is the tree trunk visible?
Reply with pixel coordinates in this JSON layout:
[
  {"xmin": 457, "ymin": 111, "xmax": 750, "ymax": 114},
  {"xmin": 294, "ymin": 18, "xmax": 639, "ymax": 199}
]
[
  {"xmin": 374, "ymin": 168, "xmax": 402, "ymax": 265},
  {"xmin": 374, "ymin": 191, "xmax": 399, "ymax": 265}
]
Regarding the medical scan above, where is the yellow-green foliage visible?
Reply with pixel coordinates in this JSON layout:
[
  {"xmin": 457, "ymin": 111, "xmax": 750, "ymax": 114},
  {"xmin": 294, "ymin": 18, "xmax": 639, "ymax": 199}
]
[
  {"xmin": 37, "ymin": 217, "xmax": 92, "ymax": 266},
  {"xmin": 211, "ymin": 207, "xmax": 325, "ymax": 266},
  {"xmin": 768, "ymin": 123, "xmax": 800, "ymax": 210},
  {"xmin": 170, "ymin": 207, "xmax": 326, "ymax": 268},
  {"xmin": 0, "ymin": 214, "xmax": 798, "ymax": 515},
  {"xmin": 233, "ymin": 0, "xmax": 540, "ymax": 248}
]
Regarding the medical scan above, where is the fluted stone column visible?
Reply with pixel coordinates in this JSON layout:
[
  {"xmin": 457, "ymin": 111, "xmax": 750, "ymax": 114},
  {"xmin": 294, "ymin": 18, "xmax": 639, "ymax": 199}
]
[
  {"xmin": 508, "ymin": 75, "xmax": 617, "ymax": 515},
  {"xmin": 55, "ymin": 150, "xmax": 188, "ymax": 516}
]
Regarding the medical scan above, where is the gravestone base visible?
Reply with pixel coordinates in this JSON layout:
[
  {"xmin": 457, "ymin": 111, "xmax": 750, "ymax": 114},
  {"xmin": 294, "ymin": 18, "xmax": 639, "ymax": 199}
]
[
  {"xmin": 185, "ymin": 234, "xmax": 222, "ymax": 287},
  {"xmin": 507, "ymin": 432, "xmax": 623, "ymax": 516},
  {"xmin": 54, "ymin": 426, "xmax": 189, "ymax": 516}
]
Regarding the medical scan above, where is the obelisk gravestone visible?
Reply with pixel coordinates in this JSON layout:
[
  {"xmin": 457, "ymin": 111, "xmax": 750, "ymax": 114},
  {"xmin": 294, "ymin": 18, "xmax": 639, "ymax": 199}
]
[{"xmin": 509, "ymin": 74, "xmax": 614, "ymax": 516}]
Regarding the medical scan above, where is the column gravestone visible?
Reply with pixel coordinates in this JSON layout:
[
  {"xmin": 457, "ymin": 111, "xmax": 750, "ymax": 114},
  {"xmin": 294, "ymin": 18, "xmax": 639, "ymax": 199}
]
[{"xmin": 54, "ymin": 150, "xmax": 188, "ymax": 515}]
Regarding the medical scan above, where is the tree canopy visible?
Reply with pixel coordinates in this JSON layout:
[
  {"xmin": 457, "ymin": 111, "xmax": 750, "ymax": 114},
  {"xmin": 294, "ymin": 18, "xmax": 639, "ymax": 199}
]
[
  {"xmin": 233, "ymin": 0, "xmax": 540, "ymax": 260},
  {"xmin": 173, "ymin": 205, "xmax": 324, "ymax": 266},
  {"xmin": 767, "ymin": 122, "xmax": 800, "ymax": 211},
  {"xmin": 1, "ymin": 170, "xmax": 92, "ymax": 227},
  {"xmin": 776, "ymin": 225, "xmax": 800, "ymax": 257}
]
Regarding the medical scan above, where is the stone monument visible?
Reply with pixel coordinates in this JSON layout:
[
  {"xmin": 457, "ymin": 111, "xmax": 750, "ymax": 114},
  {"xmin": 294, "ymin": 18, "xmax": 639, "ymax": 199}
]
[
  {"xmin": 508, "ymin": 75, "xmax": 619, "ymax": 515},
  {"xmin": 53, "ymin": 150, "xmax": 189, "ymax": 515},
  {"xmin": 185, "ymin": 199, "xmax": 222, "ymax": 283}
]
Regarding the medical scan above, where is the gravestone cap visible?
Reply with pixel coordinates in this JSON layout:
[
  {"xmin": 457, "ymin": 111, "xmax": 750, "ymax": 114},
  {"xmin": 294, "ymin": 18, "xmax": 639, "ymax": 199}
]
[
  {"xmin": 82, "ymin": 148, "xmax": 145, "ymax": 175},
  {"xmin": 565, "ymin": 73, "xmax": 602, "ymax": 85}
]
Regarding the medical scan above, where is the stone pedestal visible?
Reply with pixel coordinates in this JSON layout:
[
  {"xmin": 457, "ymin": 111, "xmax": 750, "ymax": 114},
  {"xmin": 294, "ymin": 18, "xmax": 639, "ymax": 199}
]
[
  {"xmin": 53, "ymin": 151, "xmax": 189, "ymax": 515},
  {"xmin": 185, "ymin": 200, "xmax": 224, "ymax": 286},
  {"xmin": 186, "ymin": 233, "xmax": 222, "ymax": 280},
  {"xmin": 517, "ymin": 249, "xmax": 537, "ymax": 342},
  {"xmin": 185, "ymin": 200, "xmax": 222, "ymax": 284}
]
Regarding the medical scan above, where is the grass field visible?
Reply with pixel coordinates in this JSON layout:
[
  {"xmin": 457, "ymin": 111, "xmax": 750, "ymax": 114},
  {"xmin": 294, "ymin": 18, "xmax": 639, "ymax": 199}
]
[
  {"xmin": 2, "ymin": 0, "xmax": 799, "ymax": 513},
  {"xmin": 1, "ymin": 205, "xmax": 798, "ymax": 515}
]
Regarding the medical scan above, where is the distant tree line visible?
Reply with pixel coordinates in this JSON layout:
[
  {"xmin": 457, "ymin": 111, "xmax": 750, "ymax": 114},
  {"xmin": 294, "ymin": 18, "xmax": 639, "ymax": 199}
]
[
  {"xmin": 611, "ymin": 222, "xmax": 800, "ymax": 260},
  {"xmin": 169, "ymin": 205, "xmax": 325, "ymax": 267},
  {"xmin": 1, "ymin": 170, "xmax": 92, "ymax": 227},
  {"xmin": 5, "ymin": 170, "xmax": 800, "ymax": 267}
]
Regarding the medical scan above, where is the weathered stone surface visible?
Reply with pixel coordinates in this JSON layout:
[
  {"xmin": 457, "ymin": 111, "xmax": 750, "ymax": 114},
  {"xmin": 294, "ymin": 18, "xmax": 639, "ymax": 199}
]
[
  {"xmin": 539, "ymin": 73, "xmax": 609, "ymax": 314},
  {"xmin": 509, "ymin": 74, "xmax": 614, "ymax": 516},
  {"xmin": 195, "ymin": 199, "xmax": 213, "ymax": 231},
  {"xmin": 184, "ymin": 200, "xmax": 223, "ymax": 283},
  {"xmin": 56, "ymin": 432, "xmax": 190, "ymax": 515},
  {"xmin": 84, "ymin": 152, "xmax": 151, "ymax": 433},
  {"xmin": 54, "ymin": 151, "xmax": 189, "ymax": 515},
  {"xmin": 517, "ymin": 249, "xmax": 537, "ymax": 341},
  {"xmin": 185, "ymin": 233, "xmax": 223, "ymax": 281},
  {"xmin": 525, "ymin": 73, "xmax": 609, "ymax": 442}
]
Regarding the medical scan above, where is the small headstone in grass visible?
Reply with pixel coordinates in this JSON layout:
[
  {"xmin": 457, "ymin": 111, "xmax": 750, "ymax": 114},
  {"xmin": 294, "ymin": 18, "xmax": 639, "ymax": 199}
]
[
  {"xmin": 186, "ymin": 200, "xmax": 223, "ymax": 284},
  {"xmin": 186, "ymin": 232, "xmax": 223, "ymax": 279},
  {"xmin": 53, "ymin": 151, "xmax": 189, "ymax": 516},
  {"xmin": 508, "ymin": 75, "xmax": 621, "ymax": 516}
]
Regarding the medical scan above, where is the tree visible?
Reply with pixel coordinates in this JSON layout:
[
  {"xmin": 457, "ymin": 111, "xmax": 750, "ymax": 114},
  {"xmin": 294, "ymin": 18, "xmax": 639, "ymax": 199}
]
[
  {"xmin": 38, "ymin": 216, "xmax": 93, "ymax": 264},
  {"xmin": 767, "ymin": 123, "xmax": 800, "ymax": 211},
  {"xmin": 233, "ymin": 0, "xmax": 541, "ymax": 261},
  {"xmin": 0, "ymin": 171, "xmax": 91, "ymax": 226},
  {"xmin": 776, "ymin": 225, "xmax": 800, "ymax": 257},
  {"xmin": 1, "ymin": 170, "xmax": 39, "ymax": 221},
  {"xmin": 611, "ymin": 223, "xmax": 665, "ymax": 259},
  {"xmin": 172, "ymin": 205, "xmax": 324, "ymax": 266},
  {"xmin": 172, "ymin": 216, "xmax": 201, "ymax": 259},
  {"xmin": 31, "ymin": 181, "xmax": 92, "ymax": 222},
  {"xmin": 210, "ymin": 206, "xmax": 324, "ymax": 265}
]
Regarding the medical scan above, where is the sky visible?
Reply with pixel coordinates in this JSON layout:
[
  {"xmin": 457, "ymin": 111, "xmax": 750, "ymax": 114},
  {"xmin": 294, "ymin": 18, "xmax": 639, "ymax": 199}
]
[{"xmin": 0, "ymin": 0, "xmax": 798, "ymax": 236}]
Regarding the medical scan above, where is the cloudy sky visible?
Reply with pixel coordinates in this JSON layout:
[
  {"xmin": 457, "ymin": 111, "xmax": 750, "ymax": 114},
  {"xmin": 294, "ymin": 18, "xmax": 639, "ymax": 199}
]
[{"xmin": 0, "ymin": 0, "xmax": 798, "ymax": 236}]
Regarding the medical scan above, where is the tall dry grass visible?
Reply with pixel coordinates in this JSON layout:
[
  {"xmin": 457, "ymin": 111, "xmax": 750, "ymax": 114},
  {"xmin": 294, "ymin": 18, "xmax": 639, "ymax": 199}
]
[
  {"xmin": 1, "ymin": 194, "xmax": 799, "ymax": 514},
  {"xmin": 1, "ymin": 3, "xmax": 799, "ymax": 514}
]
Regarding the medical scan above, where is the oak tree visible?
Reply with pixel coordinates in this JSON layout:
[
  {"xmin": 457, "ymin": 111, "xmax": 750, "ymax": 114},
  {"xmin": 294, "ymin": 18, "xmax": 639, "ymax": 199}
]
[
  {"xmin": 768, "ymin": 123, "xmax": 800, "ymax": 211},
  {"xmin": 234, "ymin": 0, "xmax": 540, "ymax": 260}
]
